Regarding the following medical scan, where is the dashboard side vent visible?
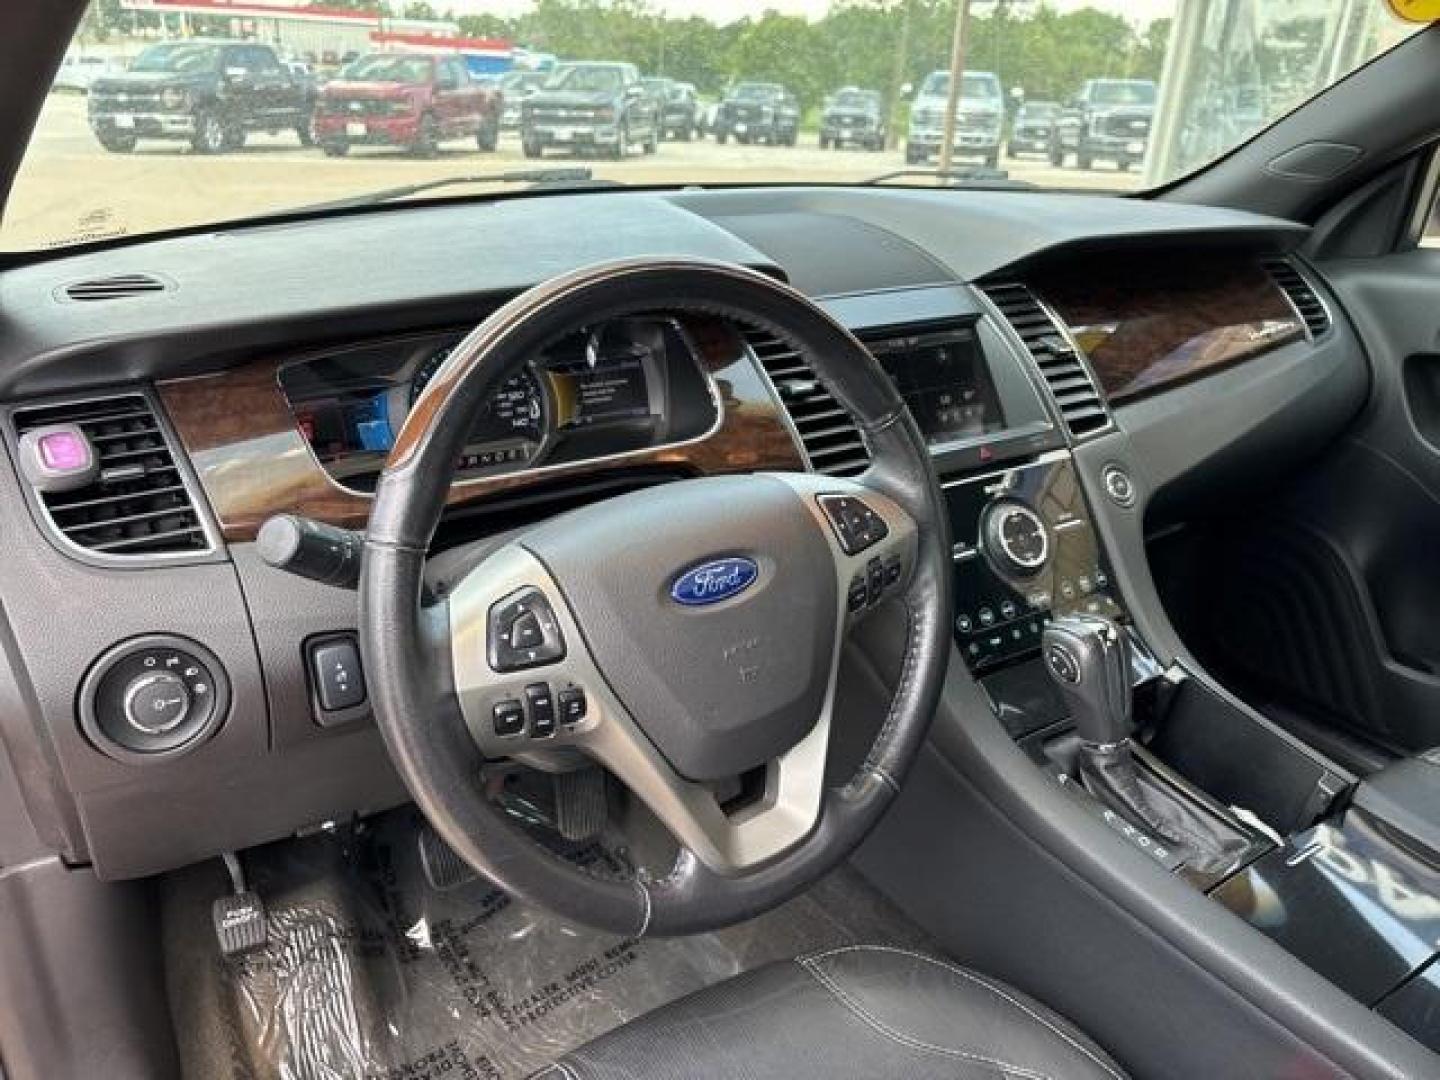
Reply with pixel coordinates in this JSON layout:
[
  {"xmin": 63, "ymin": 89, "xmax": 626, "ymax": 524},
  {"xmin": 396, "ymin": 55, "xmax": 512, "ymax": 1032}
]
[
  {"xmin": 979, "ymin": 282, "xmax": 1110, "ymax": 439},
  {"xmin": 60, "ymin": 273, "xmax": 169, "ymax": 303},
  {"xmin": 11, "ymin": 394, "xmax": 212, "ymax": 559},
  {"xmin": 1263, "ymin": 259, "xmax": 1331, "ymax": 339},
  {"xmin": 745, "ymin": 328, "xmax": 870, "ymax": 477}
]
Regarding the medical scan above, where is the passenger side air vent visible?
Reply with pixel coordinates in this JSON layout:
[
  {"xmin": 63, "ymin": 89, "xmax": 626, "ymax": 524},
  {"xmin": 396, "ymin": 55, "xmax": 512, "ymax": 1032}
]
[
  {"xmin": 979, "ymin": 282, "xmax": 1111, "ymax": 439},
  {"xmin": 10, "ymin": 394, "xmax": 212, "ymax": 559},
  {"xmin": 745, "ymin": 328, "xmax": 871, "ymax": 477},
  {"xmin": 1263, "ymin": 258, "xmax": 1331, "ymax": 339},
  {"xmin": 59, "ymin": 273, "xmax": 169, "ymax": 303}
]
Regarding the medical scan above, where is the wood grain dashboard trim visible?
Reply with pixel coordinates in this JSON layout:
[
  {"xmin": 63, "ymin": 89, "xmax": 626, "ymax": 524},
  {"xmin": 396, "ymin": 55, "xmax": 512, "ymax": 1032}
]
[
  {"xmin": 158, "ymin": 317, "xmax": 804, "ymax": 542},
  {"xmin": 1033, "ymin": 259, "xmax": 1305, "ymax": 403}
]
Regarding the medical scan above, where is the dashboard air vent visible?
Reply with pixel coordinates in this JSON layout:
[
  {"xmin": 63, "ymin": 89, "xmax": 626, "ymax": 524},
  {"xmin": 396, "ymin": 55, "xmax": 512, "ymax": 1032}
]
[
  {"xmin": 979, "ymin": 282, "xmax": 1110, "ymax": 439},
  {"xmin": 745, "ymin": 328, "xmax": 870, "ymax": 477},
  {"xmin": 60, "ymin": 273, "xmax": 169, "ymax": 303},
  {"xmin": 1263, "ymin": 259, "xmax": 1331, "ymax": 339},
  {"xmin": 11, "ymin": 394, "xmax": 211, "ymax": 559}
]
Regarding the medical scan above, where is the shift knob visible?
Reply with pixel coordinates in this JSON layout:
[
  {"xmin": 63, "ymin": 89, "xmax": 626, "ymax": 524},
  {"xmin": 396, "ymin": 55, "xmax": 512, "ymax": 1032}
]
[{"xmin": 1042, "ymin": 614, "xmax": 1132, "ymax": 746}]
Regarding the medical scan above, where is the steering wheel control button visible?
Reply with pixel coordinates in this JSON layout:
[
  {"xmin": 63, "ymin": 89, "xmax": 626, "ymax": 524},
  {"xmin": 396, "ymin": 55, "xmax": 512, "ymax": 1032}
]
[
  {"xmin": 488, "ymin": 587, "xmax": 566, "ymax": 673},
  {"xmin": 1102, "ymin": 465, "xmax": 1137, "ymax": 508},
  {"xmin": 78, "ymin": 635, "xmax": 231, "ymax": 762},
  {"xmin": 525, "ymin": 683, "xmax": 557, "ymax": 739},
  {"xmin": 309, "ymin": 637, "xmax": 367, "ymax": 713},
  {"xmin": 492, "ymin": 699, "xmax": 525, "ymax": 738},
  {"xmin": 866, "ymin": 557, "xmax": 885, "ymax": 604},
  {"xmin": 1046, "ymin": 643, "xmax": 1083, "ymax": 685},
  {"xmin": 122, "ymin": 672, "xmax": 191, "ymax": 735},
  {"xmin": 818, "ymin": 494, "xmax": 889, "ymax": 555},
  {"xmin": 847, "ymin": 576, "xmax": 869, "ymax": 613},
  {"xmin": 558, "ymin": 687, "xmax": 588, "ymax": 725}
]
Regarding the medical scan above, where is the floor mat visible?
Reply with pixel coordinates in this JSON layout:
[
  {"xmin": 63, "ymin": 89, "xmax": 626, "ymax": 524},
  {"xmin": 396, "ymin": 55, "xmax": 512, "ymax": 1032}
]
[{"xmin": 161, "ymin": 807, "xmax": 933, "ymax": 1080}]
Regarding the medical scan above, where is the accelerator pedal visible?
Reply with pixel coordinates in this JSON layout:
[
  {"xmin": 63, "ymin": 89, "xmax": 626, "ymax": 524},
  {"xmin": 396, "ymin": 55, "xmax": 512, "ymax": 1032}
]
[{"xmin": 555, "ymin": 766, "xmax": 608, "ymax": 842}]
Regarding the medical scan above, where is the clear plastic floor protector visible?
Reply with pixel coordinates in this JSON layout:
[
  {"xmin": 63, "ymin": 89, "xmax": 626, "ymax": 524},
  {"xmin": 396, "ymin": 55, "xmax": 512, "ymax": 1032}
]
[{"xmin": 166, "ymin": 807, "xmax": 931, "ymax": 1080}]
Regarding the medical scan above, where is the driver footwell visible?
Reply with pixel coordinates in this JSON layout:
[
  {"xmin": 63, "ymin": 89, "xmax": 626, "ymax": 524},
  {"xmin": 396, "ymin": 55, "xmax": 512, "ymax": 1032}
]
[{"xmin": 160, "ymin": 807, "xmax": 931, "ymax": 1080}]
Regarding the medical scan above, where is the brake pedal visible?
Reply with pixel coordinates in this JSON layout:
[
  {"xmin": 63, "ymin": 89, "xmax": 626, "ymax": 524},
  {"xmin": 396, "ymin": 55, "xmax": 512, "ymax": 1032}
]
[
  {"xmin": 419, "ymin": 824, "xmax": 478, "ymax": 891},
  {"xmin": 555, "ymin": 766, "xmax": 608, "ymax": 842},
  {"xmin": 213, "ymin": 851, "xmax": 268, "ymax": 958}
]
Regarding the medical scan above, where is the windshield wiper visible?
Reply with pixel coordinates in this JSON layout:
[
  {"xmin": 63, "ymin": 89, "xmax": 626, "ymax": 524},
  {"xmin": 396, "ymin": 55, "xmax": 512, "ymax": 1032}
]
[
  {"xmin": 864, "ymin": 166, "xmax": 1033, "ymax": 190},
  {"xmin": 299, "ymin": 167, "xmax": 602, "ymax": 212}
]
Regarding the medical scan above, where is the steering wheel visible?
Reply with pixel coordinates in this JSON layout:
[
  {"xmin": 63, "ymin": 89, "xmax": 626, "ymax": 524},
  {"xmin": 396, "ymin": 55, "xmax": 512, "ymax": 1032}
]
[{"xmin": 361, "ymin": 258, "xmax": 952, "ymax": 937}]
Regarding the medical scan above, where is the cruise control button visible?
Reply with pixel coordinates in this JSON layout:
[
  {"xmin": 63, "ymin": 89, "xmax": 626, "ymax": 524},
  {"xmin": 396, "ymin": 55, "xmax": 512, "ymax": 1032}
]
[
  {"xmin": 847, "ymin": 576, "xmax": 868, "ymax": 613},
  {"xmin": 492, "ymin": 699, "xmax": 525, "ymax": 737},
  {"xmin": 526, "ymin": 683, "xmax": 556, "ymax": 739},
  {"xmin": 558, "ymin": 688, "xmax": 587, "ymax": 725},
  {"xmin": 866, "ymin": 557, "xmax": 885, "ymax": 604}
]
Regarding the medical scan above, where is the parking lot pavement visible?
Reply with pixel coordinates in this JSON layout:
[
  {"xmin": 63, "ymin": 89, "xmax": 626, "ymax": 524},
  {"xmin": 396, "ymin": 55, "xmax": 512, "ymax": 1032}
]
[{"xmin": 5, "ymin": 94, "xmax": 1139, "ymax": 249}]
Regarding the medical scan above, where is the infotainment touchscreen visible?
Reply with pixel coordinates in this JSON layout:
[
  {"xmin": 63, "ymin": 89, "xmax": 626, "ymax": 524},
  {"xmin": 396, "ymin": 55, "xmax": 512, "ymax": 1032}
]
[{"xmin": 867, "ymin": 325, "xmax": 1005, "ymax": 446}]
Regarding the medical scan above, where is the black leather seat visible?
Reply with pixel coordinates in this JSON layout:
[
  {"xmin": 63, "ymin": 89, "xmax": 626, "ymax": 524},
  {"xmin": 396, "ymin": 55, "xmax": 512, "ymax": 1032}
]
[{"xmin": 535, "ymin": 945, "xmax": 1128, "ymax": 1079}]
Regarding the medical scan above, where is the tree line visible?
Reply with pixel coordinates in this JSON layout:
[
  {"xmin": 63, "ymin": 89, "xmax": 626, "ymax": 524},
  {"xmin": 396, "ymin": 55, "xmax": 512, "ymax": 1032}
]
[{"xmin": 82, "ymin": 0, "xmax": 1172, "ymax": 112}]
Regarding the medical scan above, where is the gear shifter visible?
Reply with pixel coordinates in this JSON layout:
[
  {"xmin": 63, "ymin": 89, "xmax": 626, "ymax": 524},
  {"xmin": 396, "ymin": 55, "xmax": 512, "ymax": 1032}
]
[
  {"xmin": 1042, "ymin": 614, "xmax": 1131, "ymax": 747},
  {"xmin": 1043, "ymin": 614, "xmax": 1248, "ymax": 875}
]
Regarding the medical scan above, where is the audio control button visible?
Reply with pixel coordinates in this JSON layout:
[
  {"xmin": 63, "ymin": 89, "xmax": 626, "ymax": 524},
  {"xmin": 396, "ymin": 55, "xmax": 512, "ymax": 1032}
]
[{"xmin": 982, "ymin": 502, "xmax": 1050, "ymax": 578}]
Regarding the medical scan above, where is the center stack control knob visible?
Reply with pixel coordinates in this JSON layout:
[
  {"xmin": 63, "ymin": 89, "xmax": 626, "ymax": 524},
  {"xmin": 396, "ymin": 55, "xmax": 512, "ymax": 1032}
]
[{"xmin": 981, "ymin": 501, "xmax": 1050, "ymax": 577}]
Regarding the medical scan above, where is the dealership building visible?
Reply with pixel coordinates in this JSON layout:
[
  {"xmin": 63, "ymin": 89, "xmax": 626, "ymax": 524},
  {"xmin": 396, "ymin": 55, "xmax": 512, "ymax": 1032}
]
[{"xmin": 116, "ymin": 0, "xmax": 522, "ymax": 72}]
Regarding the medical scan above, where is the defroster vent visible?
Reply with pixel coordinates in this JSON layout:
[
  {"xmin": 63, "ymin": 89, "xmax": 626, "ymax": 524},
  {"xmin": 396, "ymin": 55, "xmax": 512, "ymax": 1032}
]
[
  {"xmin": 979, "ymin": 283, "xmax": 1111, "ymax": 440},
  {"xmin": 746, "ymin": 328, "xmax": 871, "ymax": 477},
  {"xmin": 11, "ymin": 394, "xmax": 213, "ymax": 560},
  {"xmin": 1263, "ymin": 258, "xmax": 1331, "ymax": 339}
]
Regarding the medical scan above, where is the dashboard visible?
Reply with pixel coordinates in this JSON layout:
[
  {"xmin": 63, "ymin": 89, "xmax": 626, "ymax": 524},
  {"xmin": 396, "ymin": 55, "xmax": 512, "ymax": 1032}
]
[{"xmin": 0, "ymin": 184, "xmax": 1365, "ymax": 884}]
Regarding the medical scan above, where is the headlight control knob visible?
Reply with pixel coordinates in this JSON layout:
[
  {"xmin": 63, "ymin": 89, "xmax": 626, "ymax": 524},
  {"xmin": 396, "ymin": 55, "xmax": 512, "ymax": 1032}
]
[
  {"xmin": 78, "ymin": 635, "xmax": 230, "ymax": 764},
  {"xmin": 982, "ymin": 501, "xmax": 1050, "ymax": 577},
  {"xmin": 122, "ymin": 671, "xmax": 192, "ymax": 735}
]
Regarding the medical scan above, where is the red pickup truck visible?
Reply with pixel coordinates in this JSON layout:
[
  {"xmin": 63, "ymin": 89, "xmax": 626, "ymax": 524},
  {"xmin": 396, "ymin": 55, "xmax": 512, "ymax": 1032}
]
[{"xmin": 313, "ymin": 53, "xmax": 501, "ymax": 157}]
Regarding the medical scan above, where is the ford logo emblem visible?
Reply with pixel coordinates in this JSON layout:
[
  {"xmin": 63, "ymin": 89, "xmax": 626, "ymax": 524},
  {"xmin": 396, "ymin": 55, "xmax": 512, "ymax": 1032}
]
[{"xmin": 670, "ymin": 557, "xmax": 759, "ymax": 607}]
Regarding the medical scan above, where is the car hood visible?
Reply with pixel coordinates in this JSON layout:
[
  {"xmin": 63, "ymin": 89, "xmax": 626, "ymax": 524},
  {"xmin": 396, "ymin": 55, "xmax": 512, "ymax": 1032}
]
[
  {"xmin": 1088, "ymin": 104, "xmax": 1155, "ymax": 118},
  {"xmin": 323, "ymin": 80, "xmax": 424, "ymax": 100},
  {"xmin": 91, "ymin": 71, "xmax": 208, "ymax": 93},
  {"xmin": 825, "ymin": 107, "xmax": 877, "ymax": 120},
  {"xmin": 527, "ymin": 90, "xmax": 617, "ymax": 108}
]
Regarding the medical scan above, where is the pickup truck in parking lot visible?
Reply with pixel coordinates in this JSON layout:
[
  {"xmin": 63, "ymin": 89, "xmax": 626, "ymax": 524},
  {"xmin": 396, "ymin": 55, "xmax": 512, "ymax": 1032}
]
[
  {"xmin": 88, "ymin": 39, "xmax": 314, "ymax": 154},
  {"xmin": 820, "ymin": 86, "xmax": 886, "ymax": 150},
  {"xmin": 714, "ymin": 83, "xmax": 800, "ymax": 146},
  {"xmin": 313, "ymin": 53, "xmax": 501, "ymax": 157},
  {"xmin": 906, "ymin": 69, "xmax": 1004, "ymax": 167},
  {"xmin": 521, "ymin": 62, "xmax": 659, "ymax": 159},
  {"xmin": 1050, "ymin": 78, "xmax": 1156, "ymax": 170}
]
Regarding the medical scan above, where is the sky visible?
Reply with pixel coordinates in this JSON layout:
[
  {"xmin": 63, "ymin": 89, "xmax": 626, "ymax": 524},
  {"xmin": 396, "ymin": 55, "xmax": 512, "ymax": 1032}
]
[{"xmin": 443, "ymin": 0, "xmax": 1178, "ymax": 26}]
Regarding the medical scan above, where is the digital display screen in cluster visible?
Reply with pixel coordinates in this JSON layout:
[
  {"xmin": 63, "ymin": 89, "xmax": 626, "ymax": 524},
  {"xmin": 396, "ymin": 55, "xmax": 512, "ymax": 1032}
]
[{"xmin": 868, "ymin": 326, "xmax": 1005, "ymax": 447}]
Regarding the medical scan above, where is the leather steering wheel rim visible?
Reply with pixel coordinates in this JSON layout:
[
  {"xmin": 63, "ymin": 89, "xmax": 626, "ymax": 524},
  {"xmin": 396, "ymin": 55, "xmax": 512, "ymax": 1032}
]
[{"xmin": 361, "ymin": 257, "xmax": 952, "ymax": 936}]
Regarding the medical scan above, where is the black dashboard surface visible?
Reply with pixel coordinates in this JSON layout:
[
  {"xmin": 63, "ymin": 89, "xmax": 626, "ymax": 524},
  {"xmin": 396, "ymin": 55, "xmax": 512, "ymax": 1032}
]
[{"xmin": 0, "ymin": 186, "xmax": 1307, "ymax": 397}]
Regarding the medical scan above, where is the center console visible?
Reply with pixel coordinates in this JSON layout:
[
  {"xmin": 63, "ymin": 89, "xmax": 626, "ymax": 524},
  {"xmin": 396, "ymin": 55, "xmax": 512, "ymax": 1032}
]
[{"xmin": 866, "ymin": 283, "xmax": 1440, "ymax": 1058}]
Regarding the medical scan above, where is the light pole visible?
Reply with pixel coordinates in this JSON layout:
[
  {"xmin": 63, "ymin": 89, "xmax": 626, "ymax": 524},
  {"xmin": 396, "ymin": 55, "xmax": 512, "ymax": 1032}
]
[{"xmin": 937, "ymin": 0, "xmax": 973, "ymax": 173}]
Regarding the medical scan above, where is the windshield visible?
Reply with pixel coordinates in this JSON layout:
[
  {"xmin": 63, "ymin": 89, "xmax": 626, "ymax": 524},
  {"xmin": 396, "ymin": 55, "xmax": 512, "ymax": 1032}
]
[
  {"xmin": 3, "ymin": 0, "xmax": 1425, "ymax": 251},
  {"xmin": 338, "ymin": 55, "xmax": 433, "ymax": 84},
  {"xmin": 920, "ymin": 72, "xmax": 1000, "ymax": 101},
  {"xmin": 1089, "ymin": 81, "xmax": 1157, "ymax": 106},
  {"xmin": 544, "ymin": 65, "xmax": 623, "ymax": 93},
  {"xmin": 733, "ymin": 84, "xmax": 782, "ymax": 101},
  {"xmin": 129, "ymin": 42, "xmax": 222, "ymax": 75}
]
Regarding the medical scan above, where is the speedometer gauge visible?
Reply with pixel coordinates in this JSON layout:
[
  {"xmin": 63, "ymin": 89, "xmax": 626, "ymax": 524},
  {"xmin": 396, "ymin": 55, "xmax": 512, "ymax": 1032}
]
[{"xmin": 410, "ymin": 345, "xmax": 549, "ymax": 470}]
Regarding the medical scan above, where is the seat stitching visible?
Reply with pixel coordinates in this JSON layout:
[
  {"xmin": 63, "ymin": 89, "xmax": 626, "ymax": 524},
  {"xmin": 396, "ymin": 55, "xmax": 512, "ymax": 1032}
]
[
  {"xmin": 798, "ymin": 956, "xmax": 1052, "ymax": 1080},
  {"xmin": 805, "ymin": 945, "xmax": 1124, "ymax": 1080}
]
